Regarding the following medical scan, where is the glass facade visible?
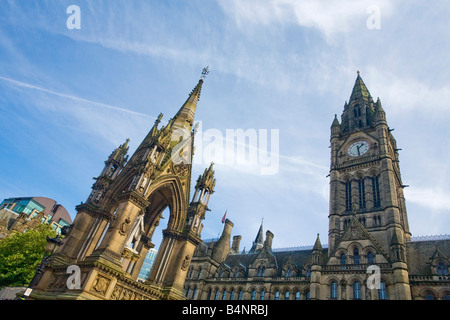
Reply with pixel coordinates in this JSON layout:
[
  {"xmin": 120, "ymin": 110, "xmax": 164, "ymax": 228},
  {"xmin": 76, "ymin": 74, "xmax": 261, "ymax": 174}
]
[
  {"xmin": 137, "ymin": 248, "xmax": 158, "ymax": 282},
  {"xmin": 0, "ymin": 197, "xmax": 71, "ymax": 234}
]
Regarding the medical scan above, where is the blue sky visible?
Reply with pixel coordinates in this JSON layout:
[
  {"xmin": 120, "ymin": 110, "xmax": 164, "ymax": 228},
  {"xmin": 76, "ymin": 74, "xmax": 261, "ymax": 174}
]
[{"xmin": 0, "ymin": 0, "xmax": 449, "ymax": 251}]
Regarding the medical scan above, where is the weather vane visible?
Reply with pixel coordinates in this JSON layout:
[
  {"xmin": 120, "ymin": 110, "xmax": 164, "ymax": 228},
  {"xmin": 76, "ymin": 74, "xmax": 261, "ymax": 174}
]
[{"xmin": 201, "ymin": 66, "xmax": 210, "ymax": 79}]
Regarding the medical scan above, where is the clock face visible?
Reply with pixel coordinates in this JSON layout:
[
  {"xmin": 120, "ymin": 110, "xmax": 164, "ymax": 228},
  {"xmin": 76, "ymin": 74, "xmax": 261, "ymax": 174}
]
[{"xmin": 347, "ymin": 140, "xmax": 370, "ymax": 157}]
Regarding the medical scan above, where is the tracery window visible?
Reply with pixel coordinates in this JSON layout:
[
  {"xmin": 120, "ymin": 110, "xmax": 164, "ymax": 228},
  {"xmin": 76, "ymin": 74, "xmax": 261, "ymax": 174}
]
[{"xmin": 285, "ymin": 267, "xmax": 292, "ymax": 277}]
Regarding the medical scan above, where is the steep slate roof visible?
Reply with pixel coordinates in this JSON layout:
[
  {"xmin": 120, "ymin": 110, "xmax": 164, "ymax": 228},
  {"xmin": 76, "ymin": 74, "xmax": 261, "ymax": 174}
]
[
  {"xmin": 406, "ymin": 239, "xmax": 450, "ymax": 275},
  {"xmin": 220, "ymin": 248, "xmax": 321, "ymax": 277}
]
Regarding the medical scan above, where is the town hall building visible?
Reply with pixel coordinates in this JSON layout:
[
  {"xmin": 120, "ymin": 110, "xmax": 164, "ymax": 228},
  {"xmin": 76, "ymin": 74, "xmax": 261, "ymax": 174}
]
[
  {"xmin": 29, "ymin": 70, "xmax": 449, "ymax": 300},
  {"xmin": 183, "ymin": 72, "xmax": 450, "ymax": 300}
]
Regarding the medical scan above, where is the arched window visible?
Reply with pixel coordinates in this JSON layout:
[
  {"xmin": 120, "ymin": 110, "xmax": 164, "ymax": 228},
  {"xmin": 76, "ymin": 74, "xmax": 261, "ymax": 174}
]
[
  {"xmin": 372, "ymin": 176, "xmax": 381, "ymax": 207},
  {"xmin": 425, "ymin": 292, "xmax": 435, "ymax": 300},
  {"xmin": 214, "ymin": 289, "xmax": 219, "ymax": 300},
  {"xmin": 358, "ymin": 179, "xmax": 366, "ymax": 209},
  {"xmin": 198, "ymin": 268, "xmax": 202, "ymax": 279},
  {"xmin": 354, "ymin": 247, "xmax": 360, "ymax": 264},
  {"xmin": 222, "ymin": 289, "xmax": 227, "ymax": 300},
  {"xmin": 286, "ymin": 267, "xmax": 292, "ymax": 277},
  {"xmin": 373, "ymin": 215, "xmax": 382, "ymax": 226},
  {"xmin": 353, "ymin": 281, "xmax": 361, "ymax": 299},
  {"xmin": 192, "ymin": 287, "xmax": 197, "ymax": 300},
  {"xmin": 306, "ymin": 266, "xmax": 311, "ymax": 277},
  {"xmin": 207, "ymin": 288, "xmax": 212, "ymax": 300},
  {"xmin": 274, "ymin": 291, "xmax": 280, "ymax": 300},
  {"xmin": 378, "ymin": 281, "xmax": 387, "ymax": 300},
  {"xmin": 340, "ymin": 253, "xmax": 346, "ymax": 265},
  {"xmin": 345, "ymin": 180, "xmax": 352, "ymax": 211},
  {"xmin": 330, "ymin": 281, "xmax": 338, "ymax": 299},
  {"xmin": 230, "ymin": 289, "xmax": 235, "ymax": 300},
  {"xmin": 257, "ymin": 265, "xmax": 265, "ymax": 277},
  {"xmin": 284, "ymin": 291, "xmax": 290, "ymax": 300},
  {"xmin": 358, "ymin": 217, "xmax": 366, "ymax": 227},
  {"xmin": 185, "ymin": 287, "xmax": 190, "ymax": 298},
  {"xmin": 306, "ymin": 290, "xmax": 310, "ymax": 300},
  {"xmin": 437, "ymin": 262, "xmax": 448, "ymax": 275},
  {"xmin": 260, "ymin": 289, "xmax": 265, "ymax": 300},
  {"xmin": 234, "ymin": 268, "xmax": 239, "ymax": 278},
  {"xmin": 367, "ymin": 252, "xmax": 375, "ymax": 264},
  {"xmin": 238, "ymin": 290, "xmax": 243, "ymax": 300},
  {"xmin": 251, "ymin": 289, "xmax": 256, "ymax": 300},
  {"xmin": 295, "ymin": 291, "xmax": 301, "ymax": 300}
]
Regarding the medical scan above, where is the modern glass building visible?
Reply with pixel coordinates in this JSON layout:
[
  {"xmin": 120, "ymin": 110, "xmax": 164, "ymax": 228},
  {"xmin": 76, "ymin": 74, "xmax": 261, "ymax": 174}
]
[
  {"xmin": 0, "ymin": 197, "xmax": 72, "ymax": 233},
  {"xmin": 137, "ymin": 248, "xmax": 158, "ymax": 282}
]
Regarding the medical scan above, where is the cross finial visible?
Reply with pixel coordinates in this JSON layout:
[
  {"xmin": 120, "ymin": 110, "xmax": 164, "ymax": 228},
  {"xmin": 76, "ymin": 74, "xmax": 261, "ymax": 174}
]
[{"xmin": 201, "ymin": 66, "xmax": 210, "ymax": 79}]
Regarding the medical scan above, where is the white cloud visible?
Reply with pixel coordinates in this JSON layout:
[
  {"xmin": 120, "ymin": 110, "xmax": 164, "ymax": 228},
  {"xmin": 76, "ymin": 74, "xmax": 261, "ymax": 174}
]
[
  {"xmin": 405, "ymin": 187, "xmax": 450, "ymax": 212},
  {"xmin": 366, "ymin": 68, "xmax": 450, "ymax": 116},
  {"xmin": 217, "ymin": 0, "xmax": 394, "ymax": 42}
]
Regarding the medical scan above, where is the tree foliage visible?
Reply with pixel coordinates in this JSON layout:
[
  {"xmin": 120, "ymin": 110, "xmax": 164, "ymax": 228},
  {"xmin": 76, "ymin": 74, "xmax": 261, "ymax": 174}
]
[{"xmin": 0, "ymin": 224, "xmax": 57, "ymax": 287}]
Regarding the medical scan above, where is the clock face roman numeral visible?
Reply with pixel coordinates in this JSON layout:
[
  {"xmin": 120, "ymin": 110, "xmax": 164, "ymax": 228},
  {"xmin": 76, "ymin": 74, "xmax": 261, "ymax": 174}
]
[{"xmin": 347, "ymin": 141, "xmax": 369, "ymax": 157}]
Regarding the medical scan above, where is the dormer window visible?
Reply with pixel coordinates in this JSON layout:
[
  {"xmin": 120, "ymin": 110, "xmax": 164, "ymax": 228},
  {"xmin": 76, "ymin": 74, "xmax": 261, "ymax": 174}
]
[{"xmin": 437, "ymin": 262, "xmax": 448, "ymax": 276}]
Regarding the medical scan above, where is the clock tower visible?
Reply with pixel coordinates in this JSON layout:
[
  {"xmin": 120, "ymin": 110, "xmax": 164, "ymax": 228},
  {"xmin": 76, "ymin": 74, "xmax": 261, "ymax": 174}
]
[{"xmin": 328, "ymin": 71, "xmax": 411, "ymax": 263}]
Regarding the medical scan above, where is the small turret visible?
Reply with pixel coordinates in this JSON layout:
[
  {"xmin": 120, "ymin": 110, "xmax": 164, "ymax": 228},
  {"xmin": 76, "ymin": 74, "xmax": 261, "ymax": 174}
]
[
  {"xmin": 331, "ymin": 114, "xmax": 341, "ymax": 138},
  {"xmin": 312, "ymin": 233, "xmax": 323, "ymax": 265},
  {"xmin": 191, "ymin": 162, "xmax": 216, "ymax": 207},
  {"xmin": 211, "ymin": 219, "xmax": 233, "ymax": 263},
  {"xmin": 87, "ymin": 138, "xmax": 130, "ymax": 204},
  {"xmin": 373, "ymin": 97, "xmax": 387, "ymax": 126},
  {"xmin": 264, "ymin": 230, "xmax": 274, "ymax": 251}
]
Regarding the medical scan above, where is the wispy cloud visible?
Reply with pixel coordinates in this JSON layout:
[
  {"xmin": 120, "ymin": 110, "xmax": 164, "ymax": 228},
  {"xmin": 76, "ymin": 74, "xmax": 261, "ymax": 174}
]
[
  {"xmin": 405, "ymin": 187, "xmax": 450, "ymax": 212},
  {"xmin": 0, "ymin": 75, "xmax": 155, "ymax": 119},
  {"xmin": 217, "ymin": 0, "xmax": 394, "ymax": 42},
  {"xmin": 366, "ymin": 68, "xmax": 450, "ymax": 116}
]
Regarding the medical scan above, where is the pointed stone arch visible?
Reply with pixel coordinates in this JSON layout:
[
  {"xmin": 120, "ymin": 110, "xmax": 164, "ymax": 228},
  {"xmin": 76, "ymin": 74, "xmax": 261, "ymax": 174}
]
[{"xmin": 144, "ymin": 175, "xmax": 187, "ymax": 233}]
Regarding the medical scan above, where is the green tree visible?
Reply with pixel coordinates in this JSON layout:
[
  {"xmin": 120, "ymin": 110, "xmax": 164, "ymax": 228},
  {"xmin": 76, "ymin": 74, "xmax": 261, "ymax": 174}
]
[{"xmin": 0, "ymin": 224, "xmax": 57, "ymax": 287}]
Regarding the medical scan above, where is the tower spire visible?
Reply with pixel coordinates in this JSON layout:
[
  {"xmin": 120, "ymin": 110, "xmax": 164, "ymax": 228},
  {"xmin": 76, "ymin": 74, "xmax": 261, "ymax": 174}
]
[
  {"xmin": 349, "ymin": 70, "xmax": 371, "ymax": 104},
  {"xmin": 339, "ymin": 71, "xmax": 376, "ymax": 134},
  {"xmin": 170, "ymin": 67, "xmax": 209, "ymax": 132},
  {"xmin": 249, "ymin": 221, "xmax": 264, "ymax": 253}
]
